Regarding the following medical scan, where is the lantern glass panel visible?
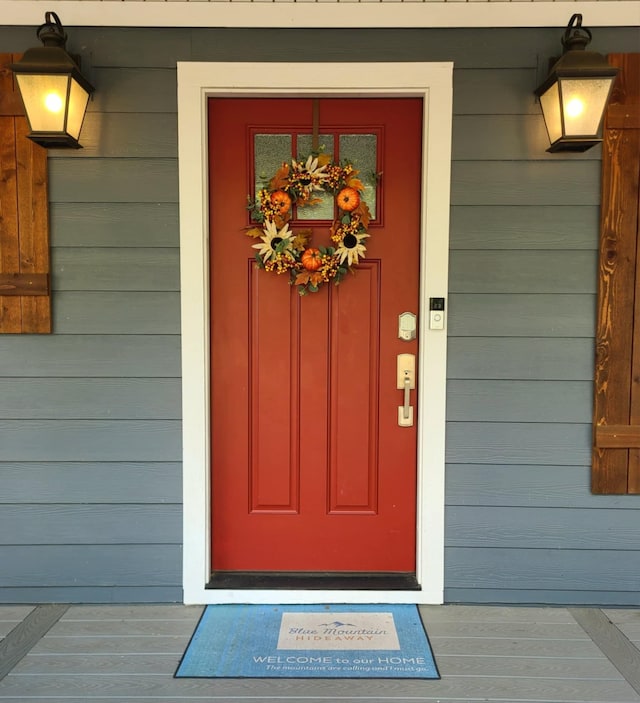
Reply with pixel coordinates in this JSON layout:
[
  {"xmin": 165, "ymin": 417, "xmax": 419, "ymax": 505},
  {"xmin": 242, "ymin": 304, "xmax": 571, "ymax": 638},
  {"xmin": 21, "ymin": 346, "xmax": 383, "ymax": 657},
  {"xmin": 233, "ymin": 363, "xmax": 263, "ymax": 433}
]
[
  {"xmin": 559, "ymin": 77, "xmax": 615, "ymax": 137},
  {"xmin": 66, "ymin": 77, "xmax": 90, "ymax": 140},
  {"xmin": 15, "ymin": 73, "xmax": 69, "ymax": 133},
  {"xmin": 539, "ymin": 81, "xmax": 563, "ymax": 144}
]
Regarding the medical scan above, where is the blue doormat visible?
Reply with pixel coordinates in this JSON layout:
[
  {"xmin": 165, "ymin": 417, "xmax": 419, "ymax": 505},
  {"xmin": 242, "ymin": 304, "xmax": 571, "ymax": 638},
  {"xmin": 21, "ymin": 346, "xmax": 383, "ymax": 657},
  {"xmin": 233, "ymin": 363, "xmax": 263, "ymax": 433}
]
[{"xmin": 175, "ymin": 604, "xmax": 439, "ymax": 679}]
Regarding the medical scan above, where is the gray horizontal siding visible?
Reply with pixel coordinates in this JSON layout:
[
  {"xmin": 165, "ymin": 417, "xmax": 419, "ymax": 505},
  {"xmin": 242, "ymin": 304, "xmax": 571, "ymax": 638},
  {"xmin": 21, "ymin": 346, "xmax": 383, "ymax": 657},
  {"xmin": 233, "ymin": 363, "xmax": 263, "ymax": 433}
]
[
  {"xmin": 51, "ymin": 248, "xmax": 180, "ymax": 291},
  {"xmin": 446, "ymin": 507, "xmax": 640, "ymax": 549},
  {"xmin": 49, "ymin": 159, "xmax": 178, "ymax": 203},
  {"xmin": 446, "ymin": 465, "xmax": 639, "ymax": 510},
  {"xmin": 449, "ymin": 206, "xmax": 600, "ymax": 250},
  {"xmin": 445, "ymin": 548, "xmax": 640, "ymax": 593},
  {"xmin": 447, "ymin": 338, "xmax": 594, "ymax": 380},
  {"xmin": 62, "ymin": 113, "xmax": 178, "ymax": 158},
  {"xmin": 1, "ymin": 24, "xmax": 638, "ymax": 607},
  {"xmin": 0, "ymin": 336, "xmax": 180, "ymax": 376},
  {"xmin": 449, "ymin": 251, "xmax": 596, "ymax": 294},
  {"xmin": 1, "ymin": 463, "xmax": 181, "ymax": 503},
  {"xmin": 0, "ymin": 505, "xmax": 181, "ymax": 545},
  {"xmin": 51, "ymin": 203, "xmax": 179, "ymax": 247},
  {"xmin": 53, "ymin": 292, "xmax": 180, "ymax": 334},
  {"xmin": 447, "ymin": 294, "xmax": 596, "ymax": 337},
  {"xmin": 446, "ymin": 422, "xmax": 592, "ymax": 466},
  {"xmin": 0, "ymin": 421, "xmax": 181, "ymax": 462},
  {"xmin": 447, "ymin": 380, "xmax": 592, "ymax": 423},
  {"xmin": 451, "ymin": 161, "xmax": 601, "ymax": 205},
  {"xmin": 88, "ymin": 68, "xmax": 177, "ymax": 112},
  {"xmin": 0, "ymin": 546, "xmax": 181, "ymax": 587},
  {"xmin": 0, "ymin": 586, "xmax": 182, "ymax": 604},
  {"xmin": 0, "ymin": 379, "xmax": 180, "ymax": 419}
]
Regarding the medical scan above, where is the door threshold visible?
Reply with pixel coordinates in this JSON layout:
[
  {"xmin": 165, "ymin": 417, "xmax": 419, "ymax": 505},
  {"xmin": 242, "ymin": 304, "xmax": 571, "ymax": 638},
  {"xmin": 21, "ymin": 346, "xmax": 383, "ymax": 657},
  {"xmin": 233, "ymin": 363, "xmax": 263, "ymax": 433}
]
[{"xmin": 207, "ymin": 572, "xmax": 420, "ymax": 591}]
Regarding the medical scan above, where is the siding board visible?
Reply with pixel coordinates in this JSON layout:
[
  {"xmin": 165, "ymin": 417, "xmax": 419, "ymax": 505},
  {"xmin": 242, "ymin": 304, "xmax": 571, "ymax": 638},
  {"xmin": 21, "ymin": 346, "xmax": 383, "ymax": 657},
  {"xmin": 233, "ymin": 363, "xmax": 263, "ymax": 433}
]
[
  {"xmin": 446, "ymin": 422, "xmax": 592, "ymax": 466},
  {"xmin": 56, "ymin": 113, "xmax": 178, "ymax": 159},
  {"xmin": 87, "ymin": 68, "xmax": 177, "ymax": 113},
  {"xmin": 0, "ymin": 545, "xmax": 181, "ymax": 587},
  {"xmin": 445, "ymin": 588, "xmax": 640, "ymax": 607},
  {"xmin": 1, "ymin": 463, "xmax": 181, "ymax": 503},
  {"xmin": 0, "ymin": 505, "xmax": 181, "ymax": 545},
  {"xmin": 0, "ymin": 336, "xmax": 180, "ymax": 376},
  {"xmin": 0, "ymin": 420, "xmax": 182, "ymax": 461},
  {"xmin": 446, "ymin": 548, "xmax": 640, "ymax": 592},
  {"xmin": 447, "ymin": 294, "xmax": 596, "ymax": 337},
  {"xmin": 453, "ymin": 114, "xmax": 599, "ymax": 161},
  {"xmin": 447, "ymin": 380, "xmax": 592, "ymax": 423},
  {"xmin": 49, "ymin": 159, "xmax": 178, "ymax": 203},
  {"xmin": 0, "ymin": 587, "xmax": 182, "ymax": 604},
  {"xmin": 447, "ymin": 338, "xmax": 594, "ymax": 380},
  {"xmin": 53, "ymin": 292, "xmax": 180, "ymax": 334},
  {"xmin": 0, "ymin": 379, "xmax": 181, "ymax": 419},
  {"xmin": 449, "ymin": 205, "xmax": 599, "ymax": 250},
  {"xmin": 450, "ymin": 251, "xmax": 596, "ymax": 294},
  {"xmin": 51, "ymin": 203, "xmax": 179, "ymax": 248},
  {"xmin": 451, "ymin": 161, "xmax": 601, "ymax": 206},
  {"xmin": 51, "ymin": 248, "xmax": 180, "ymax": 291},
  {"xmin": 190, "ymin": 28, "xmax": 554, "ymax": 69},
  {"xmin": 446, "ymin": 465, "xmax": 640, "ymax": 510},
  {"xmin": 446, "ymin": 506, "xmax": 640, "ymax": 549},
  {"xmin": 73, "ymin": 27, "xmax": 192, "ymax": 68}
]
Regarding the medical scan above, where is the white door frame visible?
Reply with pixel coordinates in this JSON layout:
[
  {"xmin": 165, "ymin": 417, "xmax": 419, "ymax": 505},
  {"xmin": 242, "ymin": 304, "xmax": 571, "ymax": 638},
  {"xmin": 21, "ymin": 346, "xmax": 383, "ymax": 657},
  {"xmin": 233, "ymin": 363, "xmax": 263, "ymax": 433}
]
[{"xmin": 178, "ymin": 62, "xmax": 452, "ymax": 605}]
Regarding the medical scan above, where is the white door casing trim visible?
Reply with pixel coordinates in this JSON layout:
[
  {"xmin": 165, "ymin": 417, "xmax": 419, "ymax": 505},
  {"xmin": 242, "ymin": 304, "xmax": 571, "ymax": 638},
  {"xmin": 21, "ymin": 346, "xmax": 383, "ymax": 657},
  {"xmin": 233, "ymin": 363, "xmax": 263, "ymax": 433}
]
[{"xmin": 178, "ymin": 62, "xmax": 452, "ymax": 605}]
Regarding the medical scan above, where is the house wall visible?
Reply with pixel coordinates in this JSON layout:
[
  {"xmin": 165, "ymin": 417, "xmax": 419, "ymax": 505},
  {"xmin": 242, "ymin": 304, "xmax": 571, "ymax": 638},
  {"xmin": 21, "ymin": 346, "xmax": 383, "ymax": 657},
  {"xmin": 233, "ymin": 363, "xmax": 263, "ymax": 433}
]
[{"xmin": 0, "ymin": 26, "xmax": 639, "ymax": 605}]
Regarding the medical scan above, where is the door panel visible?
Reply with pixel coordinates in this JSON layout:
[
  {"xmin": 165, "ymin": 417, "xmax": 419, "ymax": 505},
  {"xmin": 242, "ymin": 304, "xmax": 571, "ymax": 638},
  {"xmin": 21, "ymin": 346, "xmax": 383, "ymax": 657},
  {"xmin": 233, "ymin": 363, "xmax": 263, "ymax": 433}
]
[{"xmin": 209, "ymin": 98, "xmax": 422, "ymax": 574}]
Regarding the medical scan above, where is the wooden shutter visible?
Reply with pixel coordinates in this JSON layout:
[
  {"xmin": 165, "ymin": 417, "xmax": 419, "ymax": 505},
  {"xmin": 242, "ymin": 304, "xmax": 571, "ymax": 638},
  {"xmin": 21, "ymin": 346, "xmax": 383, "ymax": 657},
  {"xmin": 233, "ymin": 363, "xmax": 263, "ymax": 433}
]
[
  {"xmin": 593, "ymin": 54, "xmax": 640, "ymax": 494},
  {"xmin": 0, "ymin": 53, "xmax": 51, "ymax": 334}
]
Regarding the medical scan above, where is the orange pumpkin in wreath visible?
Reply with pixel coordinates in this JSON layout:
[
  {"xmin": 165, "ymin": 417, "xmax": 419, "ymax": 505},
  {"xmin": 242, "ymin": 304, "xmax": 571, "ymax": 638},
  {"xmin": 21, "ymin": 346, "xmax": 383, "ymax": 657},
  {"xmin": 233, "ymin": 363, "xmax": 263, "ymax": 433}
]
[
  {"xmin": 270, "ymin": 190, "xmax": 292, "ymax": 216},
  {"xmin": 301, "ymin": 248, "xmax": 322, "ymax": 271},
  {"xmin": 336, "ymin": 187, "xmax": 360, "ymax": 212}
]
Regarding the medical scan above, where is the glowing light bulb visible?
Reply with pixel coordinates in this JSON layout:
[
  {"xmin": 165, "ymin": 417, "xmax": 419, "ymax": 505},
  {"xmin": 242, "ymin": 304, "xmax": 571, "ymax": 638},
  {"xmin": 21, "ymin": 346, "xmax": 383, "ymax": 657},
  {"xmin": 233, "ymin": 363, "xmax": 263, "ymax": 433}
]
[
  {"xmin": 44, "ymin": 92, "xmax": 64, "ymax": 113},
  {"xmin": 565, "ymin": 98, "xmax": 584, "ymax": 119}
]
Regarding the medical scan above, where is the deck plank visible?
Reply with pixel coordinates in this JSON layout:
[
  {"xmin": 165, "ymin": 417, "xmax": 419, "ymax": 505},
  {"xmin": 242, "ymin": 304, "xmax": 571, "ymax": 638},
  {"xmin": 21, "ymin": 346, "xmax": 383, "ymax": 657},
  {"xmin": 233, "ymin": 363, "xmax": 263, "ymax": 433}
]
[
  {"xmin": 0, "ymin": 606, "xmax": 34, "ymax": 639},
  {"xmin": 571, "ymin": 608, "xmax": 640, "ymax": 695},
  {"xmin": 1, "ymin": 672, "xmax": 639, "ymax": 701},
  {"xmin": 419, "ymin": 604, "xmax": 576, "ymax": 623},
  {"xmin": 0, "ymin": 605, "xmax": 68, "ymax": 681},
  {"xmin": 604, "ymin": 609, "xmax": 640, "ymax": 646}
]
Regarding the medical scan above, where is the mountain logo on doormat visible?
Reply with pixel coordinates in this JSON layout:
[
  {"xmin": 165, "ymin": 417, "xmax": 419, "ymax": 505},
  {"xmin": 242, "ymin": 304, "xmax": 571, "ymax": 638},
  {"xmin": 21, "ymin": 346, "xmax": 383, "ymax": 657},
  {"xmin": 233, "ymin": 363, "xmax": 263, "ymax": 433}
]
[{"xmin": 277, "ymin": 611, "xmax": 400, "ymax": 650}]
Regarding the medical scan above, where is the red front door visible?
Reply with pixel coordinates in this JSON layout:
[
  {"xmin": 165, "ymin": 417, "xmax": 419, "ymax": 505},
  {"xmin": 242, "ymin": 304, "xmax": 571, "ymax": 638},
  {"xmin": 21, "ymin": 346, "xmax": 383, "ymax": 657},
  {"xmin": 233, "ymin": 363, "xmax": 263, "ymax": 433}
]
[{"xmin": 209, "ymin": 98, "xmax": 422, "ymax": 575}]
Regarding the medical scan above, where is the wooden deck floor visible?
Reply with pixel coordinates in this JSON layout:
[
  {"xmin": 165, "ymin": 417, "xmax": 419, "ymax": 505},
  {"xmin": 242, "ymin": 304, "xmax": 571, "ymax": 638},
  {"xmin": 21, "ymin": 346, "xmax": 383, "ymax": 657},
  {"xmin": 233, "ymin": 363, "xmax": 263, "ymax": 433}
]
[{"xmin": 1, "ymin": 603, "xmax": 639, "ymax": 702}]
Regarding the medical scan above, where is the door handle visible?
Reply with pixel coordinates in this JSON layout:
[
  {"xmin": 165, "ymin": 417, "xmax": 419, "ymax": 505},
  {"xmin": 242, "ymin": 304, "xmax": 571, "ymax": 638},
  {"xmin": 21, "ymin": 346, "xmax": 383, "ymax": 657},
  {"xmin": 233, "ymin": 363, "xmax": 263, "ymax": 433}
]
[
  {"xmin": 397, "ymin": 353, "xmax": 415, "ymax": 427},
  {"xmin": 402, "ymin": 376, "xmax": 412, "ymax": 419}
]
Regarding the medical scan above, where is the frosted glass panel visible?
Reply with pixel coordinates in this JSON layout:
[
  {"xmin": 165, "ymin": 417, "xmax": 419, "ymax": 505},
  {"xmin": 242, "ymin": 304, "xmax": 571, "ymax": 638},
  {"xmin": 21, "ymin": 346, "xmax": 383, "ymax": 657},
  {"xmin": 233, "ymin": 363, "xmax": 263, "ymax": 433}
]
[
  {"xmin": 559, "ymin": 78, "xmax": 615, "ymax": 137},
  {"xmin": 297, "ymin": 134, "xmax": 334, "ymax": 221},
  {"xmin": 340, "ymin": 134, "xmax": 377, "ymax": 218},
  {"xmin": 254, "ymin": 134, "xmax": 292, "ymax": 195}
]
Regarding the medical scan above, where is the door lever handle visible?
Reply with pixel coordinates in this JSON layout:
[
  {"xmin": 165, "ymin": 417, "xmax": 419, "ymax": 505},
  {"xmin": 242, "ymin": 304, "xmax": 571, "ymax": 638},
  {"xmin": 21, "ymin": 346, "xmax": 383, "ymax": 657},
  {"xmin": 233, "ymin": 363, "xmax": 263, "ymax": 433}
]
[
  {"xmin": 403, "ymin": 376, "xmax": 412, "ymax": 420},
  {"xmin": 397, "ymin": 354, "xmax": 415, "ymax": 427}
]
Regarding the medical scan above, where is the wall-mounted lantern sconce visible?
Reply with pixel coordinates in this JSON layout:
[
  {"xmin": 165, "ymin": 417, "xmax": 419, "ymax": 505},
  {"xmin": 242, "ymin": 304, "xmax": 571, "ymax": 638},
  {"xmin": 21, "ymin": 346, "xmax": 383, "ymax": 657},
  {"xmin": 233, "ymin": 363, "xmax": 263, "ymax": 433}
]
[
  {"xmin": 535, "ymin": 14, "xmax": 618, "ymax": 153},
  {"xmin": 10, "ymin": 11, "xmax": 94, "ymax": 149}
]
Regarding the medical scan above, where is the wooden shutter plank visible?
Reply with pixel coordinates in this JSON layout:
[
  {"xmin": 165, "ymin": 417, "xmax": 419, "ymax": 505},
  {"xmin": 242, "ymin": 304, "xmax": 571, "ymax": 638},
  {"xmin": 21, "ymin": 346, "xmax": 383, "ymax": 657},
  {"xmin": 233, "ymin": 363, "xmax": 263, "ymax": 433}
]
[
  {"xmin": 617, "ymin": 54, "xmax": 640, "ymax": 494},
  {"xmin": 0, "ymin": 273, "xmax": 49, "ymax": 295},
  {"xmin": 0, "ymin": 114, "xmax": 22, "ymax": 333},
  {"xmin": 15, "ymin": 115, "xmax": 50, "ymax": 332},
  {"xmin": 0, "ymin": 52, "xmax": 51, "ymax": 334},
  {"xmin": 592, "ymin": 53, "xmax": 640, "ymax": 494},
  {"xmin": 0, "ymin": 53, "xmax": 23, "ymax": 332},
  {"xmin": 596, "ymin": 425, "xmax": 640, "ymax": 448},
  {"xmin": 592, "ymin": 124, "xmax": 636, "ymax": 492}
]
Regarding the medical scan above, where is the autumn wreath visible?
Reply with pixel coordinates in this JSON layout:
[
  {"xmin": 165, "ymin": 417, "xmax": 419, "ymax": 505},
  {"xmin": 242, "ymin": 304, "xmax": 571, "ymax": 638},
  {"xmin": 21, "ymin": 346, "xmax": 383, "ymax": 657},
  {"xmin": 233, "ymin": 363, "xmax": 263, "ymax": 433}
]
[{"xmin": 246, "ymin": 154, "xmax": 373, "ymax": 295}]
